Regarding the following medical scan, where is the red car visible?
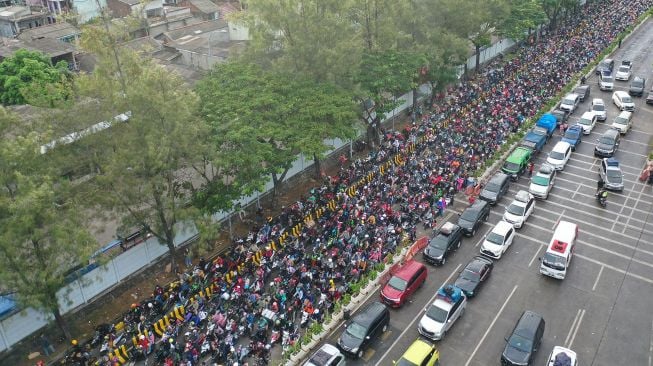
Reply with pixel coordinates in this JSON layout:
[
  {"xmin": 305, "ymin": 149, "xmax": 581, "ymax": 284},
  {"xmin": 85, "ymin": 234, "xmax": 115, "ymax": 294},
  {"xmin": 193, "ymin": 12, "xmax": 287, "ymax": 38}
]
[{"xmin": 380, "ymin": 260, "xmax": 427, "ymax": 307}]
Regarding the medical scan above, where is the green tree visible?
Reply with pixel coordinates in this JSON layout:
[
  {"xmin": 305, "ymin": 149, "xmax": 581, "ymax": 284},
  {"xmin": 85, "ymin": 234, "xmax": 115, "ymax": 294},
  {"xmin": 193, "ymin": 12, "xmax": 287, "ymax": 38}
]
[
  {"xmin": 499, "ymin": 0, "xmax": 547, "ymax": 41},
  {"xmin": 73, "ymin": 24, "xmax": 217, "ymax": 272},
  {"xmin": 196, "ymin": 62, "xmax": 358, "ymax": 201},
  {"xmin": 0, "ymin": 49, "xmax": 72, "ymax": 107},
  {"xmin": 0, "ymin": 107, "xmax": 96, "ymax": 339},
  {"xmin": 240, "ymin": 0, "xmax": 361, "ymax": 88}
]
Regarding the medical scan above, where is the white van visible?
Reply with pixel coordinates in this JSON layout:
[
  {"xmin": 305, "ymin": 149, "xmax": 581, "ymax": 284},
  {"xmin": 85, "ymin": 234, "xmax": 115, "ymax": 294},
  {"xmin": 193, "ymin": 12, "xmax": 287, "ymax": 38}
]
[{"xmin": 540, "ymin": 221, "xmax": 578, "ymax": 279}]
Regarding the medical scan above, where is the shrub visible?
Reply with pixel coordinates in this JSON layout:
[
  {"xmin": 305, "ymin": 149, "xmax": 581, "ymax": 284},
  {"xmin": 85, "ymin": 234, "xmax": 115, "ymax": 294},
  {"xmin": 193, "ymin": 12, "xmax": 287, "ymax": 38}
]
[{"xmin": 342, "ymin": 293, "xmax": 352, "ymax": 305}]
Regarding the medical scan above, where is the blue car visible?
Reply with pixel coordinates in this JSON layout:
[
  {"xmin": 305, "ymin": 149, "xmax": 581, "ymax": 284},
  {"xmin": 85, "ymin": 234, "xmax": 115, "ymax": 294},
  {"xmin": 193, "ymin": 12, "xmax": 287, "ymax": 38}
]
[{"xmin": 562, "ymin": 124, "xmax": 582, "ymax": 151}]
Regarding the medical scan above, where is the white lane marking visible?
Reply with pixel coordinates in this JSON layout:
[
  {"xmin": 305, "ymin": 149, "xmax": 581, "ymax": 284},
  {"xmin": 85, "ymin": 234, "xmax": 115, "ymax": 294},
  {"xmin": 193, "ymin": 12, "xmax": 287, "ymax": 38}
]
[
  {"xmin": 560, "ymin": 151, "xmax": 649, "ymax": 173},
  {"xmin": 592, "ymin": 265, "xmax": 604, "ymax": 291},
  {"xmin": 613, "ymin": 186, "xmax": 634, "ymax": 230},
  {"xmin": 566, "ymin": 309, "xmax": 585, "ymax": 349},
  {"xmin": 565, "ymin": 309, "xmax": 582, "ymax": 346},
  {"xmin": 581, "ymin": 142, "xmax": 650, "ymax": 158},
  {"xmin": 464, "ymin": 285, "xmax": 519, "ymax": 366},
  {"xmin": 475, "ymin": 226, "xmax": 492, "ymax": 247},
  {"xmin": 571, "ymin": 182, "xmax": 582, "ymax": 199},
  {"xmin": 649, "ymin": 320, "xmax": 653, "ymax": 366},
  {"xmin": 528, "ymin": 244, "xmax": 543, "ymax": 267},
  {"xmin": 553, "ymin": 209, "xmax": 566, "ymax": 229},
  {"xmin": 622, "ymin": 182, "xmax": 648, "ymax": 234},
  {"xmin": 374, "ymin": 263, "xmax": 462, "ymax": 366}
]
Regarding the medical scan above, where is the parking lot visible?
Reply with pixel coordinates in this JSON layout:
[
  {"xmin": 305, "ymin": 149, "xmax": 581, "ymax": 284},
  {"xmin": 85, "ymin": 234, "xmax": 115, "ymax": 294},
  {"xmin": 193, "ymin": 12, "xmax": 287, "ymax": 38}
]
[{"xmin": 314, "ymin": 18, "xmax": 653, "ymax": 366}]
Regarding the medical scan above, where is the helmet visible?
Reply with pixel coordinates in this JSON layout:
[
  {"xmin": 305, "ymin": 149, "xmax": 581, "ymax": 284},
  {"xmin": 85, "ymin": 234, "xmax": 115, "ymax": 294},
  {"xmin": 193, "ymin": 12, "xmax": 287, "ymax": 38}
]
[
  {"xmin": 71, "ymin": 339, "xmax": 78, "ymax": 346},
  {"xmin": 168, "ymin": 338, "xmax": 174, "ymax": 344},
  {"xmin": 147, "ymin": 303, "xmax": 153, "ymax": 309},
  {"xmin": 139, "ymin": 335, "xmax": 145, "ymax": 340}
]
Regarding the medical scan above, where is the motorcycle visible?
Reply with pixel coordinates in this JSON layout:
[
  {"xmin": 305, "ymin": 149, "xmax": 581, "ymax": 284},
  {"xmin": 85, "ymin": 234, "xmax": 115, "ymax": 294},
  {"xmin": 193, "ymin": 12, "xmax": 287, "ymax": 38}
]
[{"xmin": 596, "ymin": 190, "xmax": 607, "ymax": 208}]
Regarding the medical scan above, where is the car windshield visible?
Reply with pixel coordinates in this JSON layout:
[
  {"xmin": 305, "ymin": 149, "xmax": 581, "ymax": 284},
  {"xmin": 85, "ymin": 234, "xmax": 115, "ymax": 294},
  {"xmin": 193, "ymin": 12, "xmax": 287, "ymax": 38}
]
[
  {"xmin": 578, "ymin": 117, "xmax": 592, "ymax": 126},
  {"xmin": 602, "ymin": 75, "xmax": 613, "ymax": 82},
  {"xmin": 542, "ymin": 252, "xmax": 566, "ymax": 271},
  {"xmin": 504, "ymin": 161, "xmax": 520, "ymax": 172},
  {"xmin": 461, "ymin": 268, "xmax": 480, "ymax": 281},
  {"xmin": 426, "ymin": 304, "xmax": 448, "ymax": 323},
  {"xmin": 388, "ymin": 276, "xmax": 407, "ymax": 291},
  {"xmin": 429, "ymin": 236, "xmax": 448, "ymax": 250},
  {"xmin": 486, "ymin": 183, "xmax": 501, "ymax": 192},
  {"xmin": 598, "ymin": 136, "xmax": 614, "ymax": 145},
  {"xmin": 614, "ymin": 117, "xmax": 627, "ymax": 125},
  {"xmin": 562, "ymin": 98, "xmax": 575, "ymax": 105},
  {"xmin": 633, "ymin": 80, "xmax": 644, "ymax": 87},
  {"xmin": 622, "ymin": 95, "xmax": 633, "ymax": 103},
  {"xmin": 592, "ymin": 104, "xmax": 605, "ymax": 111},
  {"xmin": 506, "ymin": 203, "xmax": 525, "ymax": 216},
  {"xmin": 563, "ymin": 130, "xmax": 579, "ymax": 139},
  {"xmin": 508, "ymin": 334, "xmax": 533, "ymax": 353},
  {"xmin": 618, "ymin": 66, "xmax": 629, "ymax": 73},
  {"xmin": 549, "ymin": 151, "xmax": 565, "ymax": 160},
  {"xmin": 486, "ymin": 232, "xmax": 505, "ymax": 245},
  {"xmin": 531, "ymin": 175, "xmax": 549, "ymax": 186},
  {"xmin": 460, "ymin": 209, "xmax": 479, "ymax": 221},
  {"xmin": 345, "ymin": 322, "xmax": 367, "ymax": 339},
  {"xmin": 607, "ymin": 169, "xmax": 622, "ymax": 181},
  {"xmin": 395, "ymin": 358, "xmax": 418, "ymax": 366}
]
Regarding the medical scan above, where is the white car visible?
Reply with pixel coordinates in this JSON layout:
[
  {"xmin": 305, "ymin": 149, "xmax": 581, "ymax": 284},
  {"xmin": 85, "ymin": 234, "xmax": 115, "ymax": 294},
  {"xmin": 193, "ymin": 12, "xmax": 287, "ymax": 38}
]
[
  {"xmin": 611, "ymin": 111, "xmax": 633, "ymax": 134},
  {"xmin": 559, "ymin": 93, "xmax": 580, "ymax": 114},
  {"xmin": 612, "ymin": 90, "xmax": 635, "ymax": 111},
  {"xmin": 547, "ymin": 346, "xmax": 578, "ymax": 366},
  {"xmin": 590, "ymin": 98, "xmax": 607, "ymax": 121},
  {"xmin": 614, "ymin": 64, "xmax": 632, "ymax": 81},
  {"xmin": 304, "ymin": 344, "xmax": 346, "ymax": 366},
  {"xmin": 529, "ymin": 164, "xmax": 556, "ymax": 199},
  {"xmin": 418, "ymin": 285, "xmax": 466, "ymax": 341},
  {"xmin": 577, "ymin": 111, "xmax": 597, "ymax": 135},
  {"xmin": 480, "ymin": 220, "xmax": 515, "ymax": 259},
  {"xmin": 503, "ymin": 190, "xmax": 535, "ymax": 228},
  {"xmin": 546, "ymin": 141, "xmax": 572, "ymax": 170}
]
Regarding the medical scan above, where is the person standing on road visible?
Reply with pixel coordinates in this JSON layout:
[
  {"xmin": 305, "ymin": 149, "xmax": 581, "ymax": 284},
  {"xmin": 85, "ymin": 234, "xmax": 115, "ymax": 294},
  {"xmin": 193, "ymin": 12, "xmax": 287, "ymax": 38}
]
[
  {"xmin": 39, "ymin": 334, "xmax": 55, "ymax": 357},
  {"xmin": 528, "ymin": 162, "xmax": 535, "ymax": 177}
]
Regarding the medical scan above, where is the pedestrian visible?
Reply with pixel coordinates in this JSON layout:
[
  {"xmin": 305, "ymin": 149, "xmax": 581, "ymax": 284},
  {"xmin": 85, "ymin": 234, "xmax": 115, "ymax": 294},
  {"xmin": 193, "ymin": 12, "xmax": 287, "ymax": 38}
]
[
  {"xmin": 184, "ymin": 248, "xmax": 192, "ymax": 268},
  {"xmin": 235, "ymin": 203, "xmax": 246, "ymax": 221},
  {"xmin": 580, "ymin": 75, "xmax": 586, "ymax": 84},
  {"xmin": 528, "ymin": 162, "xmax": 534, "ymax": 177},
  {"xmin": 597, "ymin": 178, "xmax": 604, "ymax": 194},
  {"xmin": 39, "ymin": 334, "xmax": 55, "ymax": 357},
  {"xmin": 618, "ymin": 36, "xmax": 622, "ymax": 48}
]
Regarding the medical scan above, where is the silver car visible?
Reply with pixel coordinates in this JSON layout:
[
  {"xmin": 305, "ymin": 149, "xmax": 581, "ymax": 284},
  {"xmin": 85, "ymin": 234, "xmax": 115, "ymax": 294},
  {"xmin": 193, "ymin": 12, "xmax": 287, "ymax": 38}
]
[{"xmin": 599, "ymin": 158, "xmax": 624, "ymax": 191}]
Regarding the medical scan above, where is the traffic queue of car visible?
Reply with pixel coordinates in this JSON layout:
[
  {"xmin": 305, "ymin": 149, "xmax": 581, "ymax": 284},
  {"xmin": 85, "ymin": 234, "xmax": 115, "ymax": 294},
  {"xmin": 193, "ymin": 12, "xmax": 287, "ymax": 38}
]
[{"xmin": 302, "ymin": 58, "xmax": 648, "ymax": 366}]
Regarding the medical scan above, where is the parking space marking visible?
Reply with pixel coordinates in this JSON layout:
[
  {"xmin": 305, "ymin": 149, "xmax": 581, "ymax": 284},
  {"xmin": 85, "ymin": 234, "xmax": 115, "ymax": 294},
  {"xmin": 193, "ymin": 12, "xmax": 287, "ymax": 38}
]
[
  {"xmin": 528, "ymin": 243, "xmax": 543, "ymax": 267},
  {"xmin": 619, "ymin": 136, "xmax": 651, "ymax": 146},
  {"xmin": 553, "ymin": 209, "xmax": 566, "ymax": 229},
  {"xmin": 592, "ymin": 265, "xmax": 604, "ymax": 291},
  {"xmin": 552, "ymin": 171, "xmax": 653, "ymax": 201},
  {"xmin": 581, "ymin": 141, "xmax": 649, "ymax": 158},
  {"xmin": 614, "ymin": 187, "xmax": 635, "ymax": 230},
  {"xmin": 374, "ymin": 263, "xmax": 462, "ymax": 366},
  {"xmin": 565, "ymin": 309, "xmax": 585, "ymax": 349},
  {"xmin": 464, "ymin": 285, "xmax": 518, "ymax": 366},
  {"xmin": 649, "ymin": 320, "xmax": 653, "ymax": 366},
  {"xmin": 622, "ymin": 182, "xmax": 648, "ymax": 234},
  {"xmin": 565, "ymin": 152, "xmax": 649, "ymax": 173},
  {"xmin": 474, "ymin": 226, "xmax": 492, "ymax": 247}
]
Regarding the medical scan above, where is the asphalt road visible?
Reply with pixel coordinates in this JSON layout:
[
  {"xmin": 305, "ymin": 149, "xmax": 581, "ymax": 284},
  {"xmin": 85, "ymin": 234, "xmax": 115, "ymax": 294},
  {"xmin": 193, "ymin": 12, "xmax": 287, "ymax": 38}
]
[{"xmin": 312, "ymin": 18, "xmax": 653, "ymax": 366}]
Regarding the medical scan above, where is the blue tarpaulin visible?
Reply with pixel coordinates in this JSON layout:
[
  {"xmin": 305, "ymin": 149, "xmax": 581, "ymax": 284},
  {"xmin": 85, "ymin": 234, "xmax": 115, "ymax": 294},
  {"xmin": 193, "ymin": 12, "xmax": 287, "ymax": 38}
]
[{"xmin": 0, "ymin": 294, "xmax": 17, "ymax": 318}]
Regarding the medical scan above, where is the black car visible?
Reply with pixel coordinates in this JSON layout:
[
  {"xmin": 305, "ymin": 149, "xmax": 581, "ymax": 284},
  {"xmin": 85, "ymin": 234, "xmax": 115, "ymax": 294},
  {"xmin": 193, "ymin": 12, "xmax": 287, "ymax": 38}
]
[
  {"xmin": 629, "ymin": 76, "xmax": 646, "ymax": 97},
  {"xmin": 595, "ymin": 58, "xmax": 614, "ymax": 75},
  {"xmin": 502, "ymin": 311, "xmax": 545, "ymax": 366},
  {"xmin": 550, "ymin": 109, "xmax": 569, "ymax": 125},
  {"xmin": 337, "ymin": 301, "xmax": 389, "ymax": 358},
  {"xmin": 458, "ymin": 200, "xmax": 490, "ymax": 236},
  {"xmin": 574, "ymin": 85, "xmax": 590, "ymax": 102},
  {"xmin": 594, "ymin": 128, "xmax": 620, "ymax": 157},
  {"xmin": 423, "ymin": 222, "xmax": 463, "ymax": 266},
  {"xmin": 454, "ymin": 256, "xmax": 493, "ymax": 298},
  {"xmin": 479, "ymin": 173, "xmax": 510, "ymax": 205}
]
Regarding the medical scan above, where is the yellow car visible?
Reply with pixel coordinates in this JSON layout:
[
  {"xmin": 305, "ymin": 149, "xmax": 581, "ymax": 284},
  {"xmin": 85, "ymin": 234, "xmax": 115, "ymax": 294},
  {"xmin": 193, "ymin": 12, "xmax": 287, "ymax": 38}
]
[{"xmin": 394, "ymin": 339, "xmax": 440, "ymax": 366}]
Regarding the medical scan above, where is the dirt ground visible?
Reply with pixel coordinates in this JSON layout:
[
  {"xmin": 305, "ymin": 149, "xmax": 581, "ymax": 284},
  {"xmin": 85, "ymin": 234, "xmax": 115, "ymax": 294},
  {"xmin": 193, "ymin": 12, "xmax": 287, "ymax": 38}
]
[{"xmin": 3, "ymin": 115, "xmax": 415, "ymax": 366}]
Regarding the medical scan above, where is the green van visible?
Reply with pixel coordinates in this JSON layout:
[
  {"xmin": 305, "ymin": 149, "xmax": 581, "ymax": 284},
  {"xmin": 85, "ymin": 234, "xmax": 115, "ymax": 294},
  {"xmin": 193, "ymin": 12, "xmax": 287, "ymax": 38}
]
[{"xmin": 502, "ymin": 147, "xmax": 532, "ymax": 180}]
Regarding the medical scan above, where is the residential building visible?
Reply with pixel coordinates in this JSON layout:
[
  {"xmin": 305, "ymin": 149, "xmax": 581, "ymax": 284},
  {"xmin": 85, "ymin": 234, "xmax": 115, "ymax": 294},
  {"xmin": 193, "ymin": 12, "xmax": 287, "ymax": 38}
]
[
  {"xmin": 17, "ymin": 21, "xmax": 80, "ymax": 43},
  {"xmin": 179, "ymin": 0, "xmax": 217, "ymax": 20},
  {"xmin": 0, "ymin": 5, "xmax": 52, "ymax": 37},
  {"xmin": 0, "ymin": 36, "xmax": 77, "ymax": 70},
  {"xmin": 106, "ymin": 0, "xmax": 163, "ymax": 18}
]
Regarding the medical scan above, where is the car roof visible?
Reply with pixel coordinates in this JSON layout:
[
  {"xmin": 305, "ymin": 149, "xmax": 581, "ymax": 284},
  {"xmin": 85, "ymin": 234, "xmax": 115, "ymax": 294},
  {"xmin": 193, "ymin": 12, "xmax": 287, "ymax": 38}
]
[
  {"xmin": 514, "ymin": 190, "xmax": 532, "ymax": 203},
  {"xmin": 539, "ymin": 164, "xmax": 555, "ymax": 174},
  {"xmin": 508, "ymin": 147, "xmax": 531, "ymax": 161},
  {"xmin": 550, "ymin": 346, "xmax": 577, "ymax": 362},
  {"xmin": 633, "ymin": 76, "xmax": 645, "ymax": 82},
  {"xmin": 591, "ymin": 98, "xmax": 604, "ymax": 105},
  {"xmin": 601, "ymin": 70, "xmax": 612, "ymax": 76},
  {"xmin": 580, "ymin": 111, "xmax": 595, "ymax": 119},
  {"xmin": 489, "ymin": 172, "xmax": 508, "ymax": 184},
  {"xmin": 564, "ymin": 93, "xmax": 579, "ymax": 99},
  {"xmin": 392, "ymin": 260, "xmax": 425, "ymax": 280},
  {"xmin": 604, "ymin": 157, "xmax": 620, "ymax": 167},
  {"xmin": 514, "ymin": 310, "xmax": 543, "ymax": 338},
  {"xmin": 616, "ymin": 111, "xmax": 632, "ymax": 118},
  {"xmin": 567, "ymin": 124, "xmax": 582, "ymax": 132},
  {"xmin": 468, "ymin": 200, "xmax": 488, "ymax": 210},
  {"xmin": 352, "ymin": 302, "xmax": 387, "ymax": 327},
  {"xmin": 400, "ymin": 339, "xmax": 437, "ymax": 363},
  {"xmin": 614, "ymin": 90, "xmax": 629, "ymax": 97},
  {"xmin": 552, "ymin": 141, "xmax": 571, "ymax": 152},
  {"xmin": 492, "ymin": 220, "xmax": 513, "ymax": 235},
  {"xmin": 305, "ymin": 344, "xmax": 341, "ymax": 366},
  {"xmin": 439, "ymin": 222, "xmax": 459, "ymax": 235}
]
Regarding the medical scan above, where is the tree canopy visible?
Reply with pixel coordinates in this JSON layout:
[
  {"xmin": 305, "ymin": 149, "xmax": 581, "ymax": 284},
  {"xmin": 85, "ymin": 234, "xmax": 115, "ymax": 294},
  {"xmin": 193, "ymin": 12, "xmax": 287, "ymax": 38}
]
[{"xmin": 0, "ymin": 49, "xmax": 72, "ymax": 107}]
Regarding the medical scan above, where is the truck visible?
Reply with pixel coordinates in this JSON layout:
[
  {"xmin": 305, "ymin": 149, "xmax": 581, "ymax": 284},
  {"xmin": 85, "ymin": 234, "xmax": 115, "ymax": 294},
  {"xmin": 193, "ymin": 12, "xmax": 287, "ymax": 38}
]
[
  {"xmin": 536, "ymin": 113, "xmax": 557, "ymax": 138},
  {"xmin": 521, "ymin": 131, "xmax": 547, "ymax": 155}
]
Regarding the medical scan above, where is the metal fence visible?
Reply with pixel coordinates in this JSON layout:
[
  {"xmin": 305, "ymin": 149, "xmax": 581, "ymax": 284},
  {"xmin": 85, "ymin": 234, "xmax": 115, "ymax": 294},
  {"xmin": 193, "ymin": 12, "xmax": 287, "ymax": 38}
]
[{"xmin": 0, "ymin": 37, "xmax": 511, "ymax": 352}]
